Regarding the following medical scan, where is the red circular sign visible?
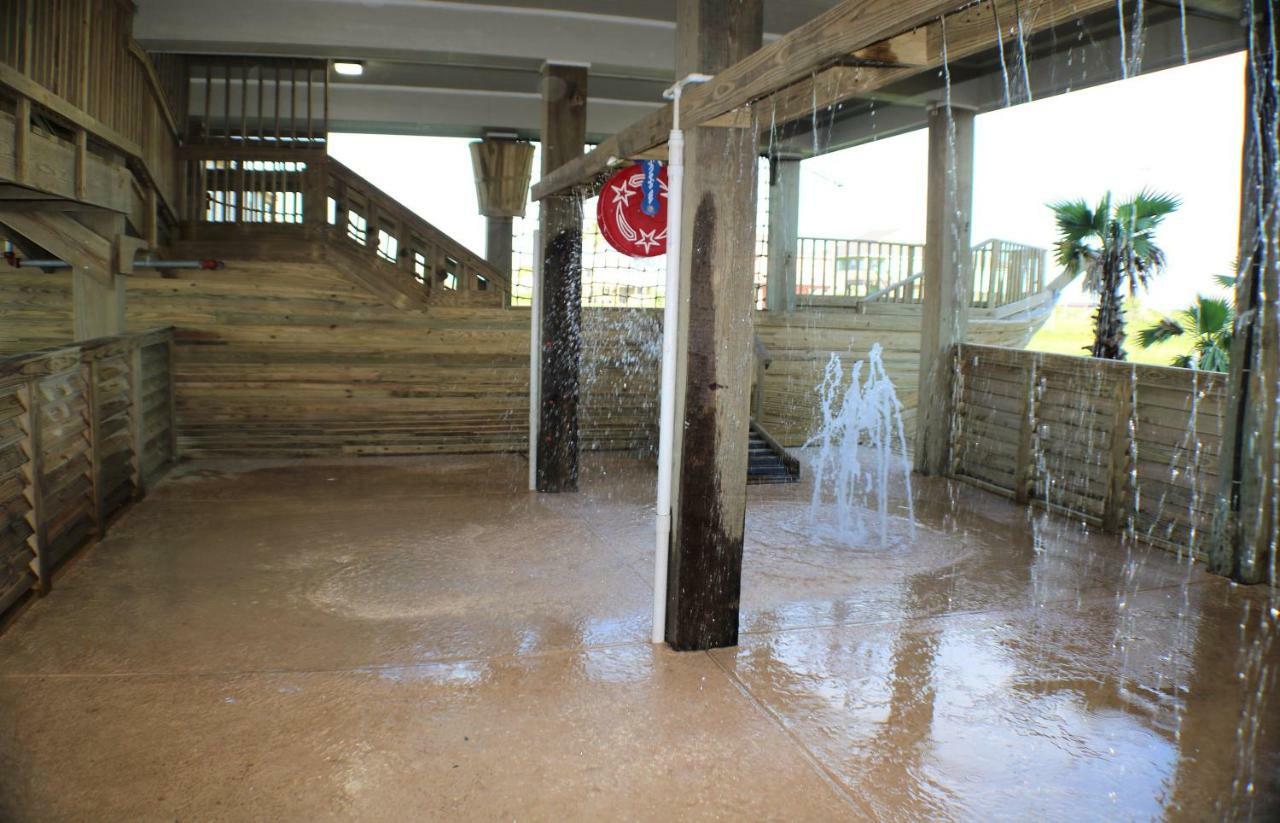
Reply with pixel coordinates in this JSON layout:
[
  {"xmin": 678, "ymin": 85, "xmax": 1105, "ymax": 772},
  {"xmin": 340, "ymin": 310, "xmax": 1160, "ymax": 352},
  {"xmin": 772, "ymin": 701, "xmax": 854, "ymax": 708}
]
[{"xmin": 597, "ymin": 163, "xmax": 668, "ymax": 258}]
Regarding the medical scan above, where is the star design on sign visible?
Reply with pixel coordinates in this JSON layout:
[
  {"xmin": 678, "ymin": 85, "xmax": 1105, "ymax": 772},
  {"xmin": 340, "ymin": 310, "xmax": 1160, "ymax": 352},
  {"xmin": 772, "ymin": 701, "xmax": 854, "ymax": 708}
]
[
  {"xmin": 611, "ymin": 181, "xmax": 636, "ymax": 207},
  {"xmin": 635, "ymin": 229, "xmax": 661, "ymax": 253}
]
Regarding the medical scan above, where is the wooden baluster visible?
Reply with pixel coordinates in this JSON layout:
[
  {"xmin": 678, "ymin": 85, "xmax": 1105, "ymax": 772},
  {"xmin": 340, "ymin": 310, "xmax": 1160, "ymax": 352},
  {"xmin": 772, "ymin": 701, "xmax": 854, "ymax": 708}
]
[{"xmin": 22, "ymin": 0, "xmax": 34, "ymax": 76}]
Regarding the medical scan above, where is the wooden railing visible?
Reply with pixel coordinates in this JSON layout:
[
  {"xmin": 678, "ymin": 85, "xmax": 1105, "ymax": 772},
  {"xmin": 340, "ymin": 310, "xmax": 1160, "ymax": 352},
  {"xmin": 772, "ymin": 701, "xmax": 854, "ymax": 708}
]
[
  {"xmin": 181, "ymin": 147, "xmax": 510, "ymax": 306},
  {"xmin": 185, "ymin": 55, "xmax": 328, "ymax": 148},
  {"xmin": 0, "ymin": 0, "xmax": 181, "ymax": 215},
  {"xmin": 795, "ymin": 237, "xmax": 924, "ymax": 305},
  {"xmin": 971, "ymin": 239, "xmax": 1047, "ymax": 308},
  {"xmin": 794, "ymin": 236, "xmax": 1049, "ymax": 311},
  {"xmin": 0, "ymin": 327, "xmax": 177, "ymax": 615},
  {"xmin": 949, "ymin": 344, "xmax": 1226, "ymax": 557}
]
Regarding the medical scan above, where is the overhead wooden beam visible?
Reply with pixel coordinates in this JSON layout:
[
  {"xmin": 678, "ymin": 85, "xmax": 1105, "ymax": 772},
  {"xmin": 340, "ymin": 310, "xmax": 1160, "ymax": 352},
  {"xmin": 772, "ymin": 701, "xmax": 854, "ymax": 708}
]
[
  {"xmin": 532, "ymin": 0, "xmax": 1117, "ymax": 200},
  {"xmin": 0, "ymin": 210, "xmax": 113, "ymax": 283}
]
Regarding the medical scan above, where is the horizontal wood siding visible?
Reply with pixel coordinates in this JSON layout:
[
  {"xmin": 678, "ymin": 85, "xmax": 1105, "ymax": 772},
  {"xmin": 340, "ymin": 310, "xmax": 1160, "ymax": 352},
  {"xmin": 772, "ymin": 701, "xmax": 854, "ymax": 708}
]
[
  {"xmin": 756, "ymin": 310, "xmax": 1038, "ymax": 447},
  {"xmin": 951, "ymin": 344, "xmax": 1226, "ymax": 557},
  {"xmin": 119, "ymin": 260, "xmax": 657, "ymax": 457},
  {"xmin": 2, "ymin": 258, "xmax": 1048, "ymax": 459}
]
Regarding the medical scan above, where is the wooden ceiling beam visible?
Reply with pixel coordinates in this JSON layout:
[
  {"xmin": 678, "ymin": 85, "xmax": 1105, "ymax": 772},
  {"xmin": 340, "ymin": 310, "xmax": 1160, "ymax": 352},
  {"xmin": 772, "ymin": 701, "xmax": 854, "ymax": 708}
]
[
  {"xmin": 532, "ymin": 0, "xmax": 1119, "ymax": 201},
  {"xmin": 531, "ymin": 0, "xmax": 968, "ymax": 200}
]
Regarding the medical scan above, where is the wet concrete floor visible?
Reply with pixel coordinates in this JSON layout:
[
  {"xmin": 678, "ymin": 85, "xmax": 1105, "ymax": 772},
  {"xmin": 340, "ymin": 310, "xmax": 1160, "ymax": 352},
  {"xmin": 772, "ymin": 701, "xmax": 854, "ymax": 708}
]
[{"xmin": 0, "ymin": 453, "xmax": 1276, "ymax": 821}]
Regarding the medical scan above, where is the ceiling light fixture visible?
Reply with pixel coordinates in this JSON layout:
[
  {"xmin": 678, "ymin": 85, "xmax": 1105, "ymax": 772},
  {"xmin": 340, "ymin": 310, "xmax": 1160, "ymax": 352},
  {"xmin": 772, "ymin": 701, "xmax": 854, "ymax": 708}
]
[{"xmin": 333, "ymin": 61, "xmax": 364, "ymax": 77}]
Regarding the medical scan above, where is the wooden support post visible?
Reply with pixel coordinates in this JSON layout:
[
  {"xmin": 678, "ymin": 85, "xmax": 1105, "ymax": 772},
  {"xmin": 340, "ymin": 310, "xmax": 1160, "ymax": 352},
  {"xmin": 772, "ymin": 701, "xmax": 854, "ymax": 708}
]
[
  {"xmin": 143, "ymin": 185, "xmax": 160, "ymax": 248},
  {"xmin": 1211, "ymin": 1, "xmax": 1278, "ymax": 585},
  {"xmin": 74, "ymin": 128, "xmax": 88, "ymax": 201},
  {"xmin": 71, "ymin": 213, "xmax": 127, "ymax": 340},
  {"xmin": 765, "ymin": 157, "xmax": 800, "ymax": 312},
  {"xmin": 535, "ymin": 63, "xmax": 587, "ymax": 493},
  {"xmin": 664, "ymin": 0, "xmax": 764, "ymax": 651},
  {"xmin": 14, "ymin": 96, "xmax": 30, "ymax": 184},
  {"xmin": 913, "ymin": 103, "xmax": 976, "ymax": 476}
]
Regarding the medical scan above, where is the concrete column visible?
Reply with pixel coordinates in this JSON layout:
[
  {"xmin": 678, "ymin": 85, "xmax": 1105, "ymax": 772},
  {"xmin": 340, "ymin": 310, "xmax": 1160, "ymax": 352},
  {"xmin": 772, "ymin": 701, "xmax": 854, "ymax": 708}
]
[
  {"xmin": 765, "ymin": 157, "xmax": 800, "ymax": 312},
  {"xmin": 913, "ymin": 104, "xmax": 976, "ymax": 477},
  {"xmin": 484, "ymin": 216, "xmax": 514, "ymax": 279},
  {"xmin": 1211, "ymin": 1, "xmax": 1278, "ymax": 585},
  {"xmin": 664, "ymin": 0, "xmax": 763, "ymax": 651},
  {"xmin": 470, "ymin": 136, "xmax": 535, "ymax": 284},
  {"xmin": 535, "ymin": 64, "xmax": 587, "ymax": 493}
]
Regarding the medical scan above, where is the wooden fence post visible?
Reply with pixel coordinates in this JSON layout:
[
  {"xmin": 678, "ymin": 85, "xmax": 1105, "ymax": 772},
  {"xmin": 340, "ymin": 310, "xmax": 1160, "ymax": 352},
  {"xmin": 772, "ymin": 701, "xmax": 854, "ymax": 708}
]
[
  {"xmin": 1012, "ymin": 357, "xmax": 1038, "ymax": 504},
  {"xmin": 19, "ymin": 377, "xmax": 49, "ymax": 593},
  {"xmin": 166, "ymin": 333, "xmax": 179, "ymax": 462},
  {"xmin": 129, "ymin": 340, "xmax": 146, "ymax": 496},
  {"xmin": 84, "ymin": 355, "xmax": 104, "ymax": 535},
  {"xmin": 1103, "ymin": 369, "xmax": 1135, "ymax": 533}
]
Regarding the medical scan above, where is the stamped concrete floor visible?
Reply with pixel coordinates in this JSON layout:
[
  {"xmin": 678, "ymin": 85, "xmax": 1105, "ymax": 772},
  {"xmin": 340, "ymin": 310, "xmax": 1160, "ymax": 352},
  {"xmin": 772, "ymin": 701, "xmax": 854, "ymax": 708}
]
[{"xmin": 0, "ymin": 453, "xmax": 1277, "ymax": 821}]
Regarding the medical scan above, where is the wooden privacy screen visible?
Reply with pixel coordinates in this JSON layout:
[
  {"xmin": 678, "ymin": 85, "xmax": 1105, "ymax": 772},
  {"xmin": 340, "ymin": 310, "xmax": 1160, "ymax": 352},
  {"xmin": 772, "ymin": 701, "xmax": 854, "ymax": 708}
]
[
  {"xmin": 0, "ymin": 327, "xmax": 176, "ymax": 615},
  {"xmin": 951, "ymin": 344, "xmax": 1226, "ymax": 556}
]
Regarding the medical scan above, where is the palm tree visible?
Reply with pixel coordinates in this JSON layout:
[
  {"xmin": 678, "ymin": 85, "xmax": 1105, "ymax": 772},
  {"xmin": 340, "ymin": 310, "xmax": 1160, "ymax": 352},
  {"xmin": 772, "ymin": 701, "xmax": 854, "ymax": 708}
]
[
  {"xmin": 1049, "ymin": 190, "xmax": 1181, "ymax": 360},
  {"xmin": 1135, "ymin": 275, "xmax": 1236, "ymax": 371}
]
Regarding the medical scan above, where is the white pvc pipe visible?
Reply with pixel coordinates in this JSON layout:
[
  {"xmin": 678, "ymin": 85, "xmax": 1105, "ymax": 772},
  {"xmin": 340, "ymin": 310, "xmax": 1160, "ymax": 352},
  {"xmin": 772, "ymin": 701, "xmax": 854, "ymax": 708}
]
[
  {"xmin": 653, "ymin": 74, "xmax": 711, "ymax": 644},
  {"xmin": 529, "ymin": 228, "xmax": 542, "ymax": 492}
]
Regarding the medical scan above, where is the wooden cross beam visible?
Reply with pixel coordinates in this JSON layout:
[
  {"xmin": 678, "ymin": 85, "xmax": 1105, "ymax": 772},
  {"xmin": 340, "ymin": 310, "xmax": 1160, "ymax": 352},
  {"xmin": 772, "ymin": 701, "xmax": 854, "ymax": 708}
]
[{"xmin": 531, "ymin": 0, "xmax": 1118, "ymax": 201}]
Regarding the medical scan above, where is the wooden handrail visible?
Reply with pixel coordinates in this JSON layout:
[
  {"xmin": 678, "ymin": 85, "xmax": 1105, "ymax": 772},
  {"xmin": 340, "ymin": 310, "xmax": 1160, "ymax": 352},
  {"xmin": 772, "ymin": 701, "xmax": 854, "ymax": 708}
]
[
  {"xmin": 861, "ymin": 272, "xmax": 924, "ymax": 303},
  {"xmin": 793, "ymin": 235, "xmax": 1049, "ymax": 310},
  {"xmin": 324, "ymin": 157, "xmax": 512, "ymax": 304}
]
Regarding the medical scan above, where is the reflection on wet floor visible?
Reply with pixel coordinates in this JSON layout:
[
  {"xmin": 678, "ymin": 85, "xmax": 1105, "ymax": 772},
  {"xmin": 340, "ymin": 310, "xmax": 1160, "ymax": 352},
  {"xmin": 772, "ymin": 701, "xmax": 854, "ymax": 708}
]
[{"xmin": 0, "ymin": 452, "xmax": 1275, "ymax": 820}]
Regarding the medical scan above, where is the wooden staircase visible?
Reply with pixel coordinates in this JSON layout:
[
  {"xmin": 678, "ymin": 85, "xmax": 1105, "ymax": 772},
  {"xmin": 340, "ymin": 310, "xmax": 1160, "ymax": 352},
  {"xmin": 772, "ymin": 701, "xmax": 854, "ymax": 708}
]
[{"xmin": 747, "ymin": 420, "xmax": 800, "ymax": 485}]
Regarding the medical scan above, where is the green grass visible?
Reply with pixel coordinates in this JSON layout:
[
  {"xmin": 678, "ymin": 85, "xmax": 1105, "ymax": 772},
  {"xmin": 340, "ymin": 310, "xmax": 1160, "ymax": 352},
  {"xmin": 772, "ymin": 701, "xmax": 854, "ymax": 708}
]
[{"xmin": 1027, "ymin": 299, "xmax": 1198, "ymax": 367}]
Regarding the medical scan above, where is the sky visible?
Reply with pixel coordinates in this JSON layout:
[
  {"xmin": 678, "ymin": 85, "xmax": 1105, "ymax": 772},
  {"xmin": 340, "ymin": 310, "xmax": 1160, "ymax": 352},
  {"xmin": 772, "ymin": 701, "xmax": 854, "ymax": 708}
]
[{"xmin": 330, "ymin": 50, "xmax": 1246, "ymax": 312}]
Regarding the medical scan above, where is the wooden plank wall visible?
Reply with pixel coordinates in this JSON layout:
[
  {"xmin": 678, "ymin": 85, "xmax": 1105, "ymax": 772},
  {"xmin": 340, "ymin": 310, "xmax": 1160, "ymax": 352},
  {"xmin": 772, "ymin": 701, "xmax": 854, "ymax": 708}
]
[
  {"xmin": 1, "ymin": 258, "xmax": 1049, "ymax": 459},
  {"xmin": 118, "ymin": 259, "xmax": 658, "ymax": 457},
  {"xmin": 756, "ymin": 309, "xmax": 1036, "ymax": 447},
  {"xmin": 0, "ymin": 327, "xmax": 176, "ymax": 614},
  {"xmin": 951, "ymin": 344, "xmax": 1226, "ymax": 557}
]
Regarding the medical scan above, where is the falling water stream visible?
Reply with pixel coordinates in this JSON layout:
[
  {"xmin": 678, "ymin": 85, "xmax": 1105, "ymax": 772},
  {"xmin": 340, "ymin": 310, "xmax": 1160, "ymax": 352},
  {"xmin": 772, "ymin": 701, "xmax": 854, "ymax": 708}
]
[
  {"xmin": 561, "ymin": 0, "xmax": 1278, "ymax": 814},
  {"xmin": 803, "ymin": 345, "xmax": 915, "ymax": 547}
]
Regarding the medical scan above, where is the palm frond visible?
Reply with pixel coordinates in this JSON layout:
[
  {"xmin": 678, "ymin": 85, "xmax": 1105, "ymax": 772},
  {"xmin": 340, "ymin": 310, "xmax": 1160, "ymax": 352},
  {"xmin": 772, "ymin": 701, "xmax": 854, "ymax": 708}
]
[
  {"xmin": 1213, "ymin": 273, "xmax": 1237, "ymax": 290},
  {"xmin": 1191, "ymin": 296, "xmax": 1233, "ymax": 336},
  {"xmin": 1136, "ymin": 317, "xmax": 1184, "ymax": 348}
]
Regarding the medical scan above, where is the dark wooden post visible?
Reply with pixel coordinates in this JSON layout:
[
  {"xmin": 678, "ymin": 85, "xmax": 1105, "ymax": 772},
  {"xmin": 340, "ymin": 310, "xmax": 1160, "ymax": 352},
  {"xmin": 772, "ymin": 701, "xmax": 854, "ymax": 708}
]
[
  {"xmin": 535, "ymin": 63, "xmax": 587, "ymax": 493},
  {"xmin": 664, "ymin": 0, "xmax": 764, "ymax": 651},
  {"xmin": 1211, "ymin": 0, "xmax": 1278, "ymax": 585},
  {"xmin": 914, "ymin": 103, "xmax": 976, "ymax": 476}
]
